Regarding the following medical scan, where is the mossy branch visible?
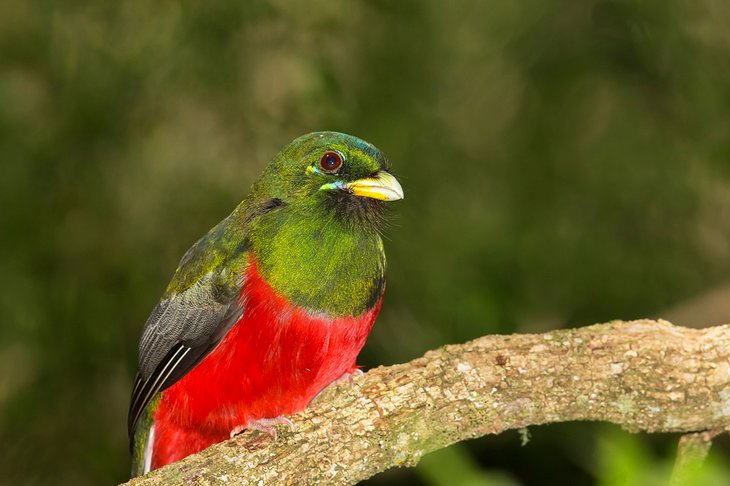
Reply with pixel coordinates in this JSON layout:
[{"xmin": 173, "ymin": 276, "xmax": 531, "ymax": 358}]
[{"xmin": 123, "ymin": 319, "xmax": 730, "ymax": 485}]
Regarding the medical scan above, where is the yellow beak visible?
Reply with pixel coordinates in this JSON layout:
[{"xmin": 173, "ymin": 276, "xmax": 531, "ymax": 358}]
[{"xmin": 346, "ymin": 171, "xmax": 404, "ymax": 201}]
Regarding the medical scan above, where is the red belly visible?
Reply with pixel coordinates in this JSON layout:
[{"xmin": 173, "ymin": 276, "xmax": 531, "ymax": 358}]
[{"xmin": 152, "ymin": 262, "xmax": 382, "ymax": 469}]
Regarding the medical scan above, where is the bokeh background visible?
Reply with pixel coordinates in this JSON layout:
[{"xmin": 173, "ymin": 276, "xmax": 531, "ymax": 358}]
[{"xmin": 2, "ymin": 0, "xmax": 730, "ymax": 484}]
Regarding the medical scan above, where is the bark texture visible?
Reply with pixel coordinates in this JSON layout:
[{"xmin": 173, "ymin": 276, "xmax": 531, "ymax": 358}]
[{"xmin": 123, "ymin": 319, "xmax": 730, "ymax": 485}]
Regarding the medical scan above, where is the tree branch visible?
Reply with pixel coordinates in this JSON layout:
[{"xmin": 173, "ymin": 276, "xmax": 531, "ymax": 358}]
[
  {"xmin": 123, "ymin": 319, "xmax": 730, "ymax": 485},
  {"xmin": 670, "ymin": 430, "xmax": 722, "ymax": 485}
]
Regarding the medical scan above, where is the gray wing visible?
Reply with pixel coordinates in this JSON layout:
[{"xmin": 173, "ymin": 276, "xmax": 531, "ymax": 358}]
[
  {"xmin": 127, "ymin": 270, "xmax": 244, "ymax": 442},
  {"xmin": 127, "ymin": 198, "xmax": 284, "ymax": 446}
]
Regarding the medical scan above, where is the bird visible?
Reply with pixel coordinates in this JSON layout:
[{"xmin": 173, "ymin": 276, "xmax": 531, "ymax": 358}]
[{"xmin": 127, "ymin": 131, "xmax": 403, "ymax": 476}]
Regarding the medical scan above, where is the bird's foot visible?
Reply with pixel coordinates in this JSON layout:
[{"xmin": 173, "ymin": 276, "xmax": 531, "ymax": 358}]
[
  {"xmin": 311, "ymin": 368, "xmax": 364, "ymax": 403},
  {"xmin": 229, "ymin": 424, "xmax": 246, "ymax": 438},
  {"xmin": 339, "ymin": 368, "xmax": 364, "ymax": 383},
  {"xmin": 230, "ymin": 416, "xmax": 297, "ymax": 439}
]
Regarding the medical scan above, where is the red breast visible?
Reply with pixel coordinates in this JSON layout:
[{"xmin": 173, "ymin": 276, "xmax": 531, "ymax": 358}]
[{"xmin": 151, "ymin": 260, "xmax": 382, "ymax": 468}]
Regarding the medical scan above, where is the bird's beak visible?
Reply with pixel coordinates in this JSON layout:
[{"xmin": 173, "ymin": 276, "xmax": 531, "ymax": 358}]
[{"xmin": 346, "ymin": 171, "xmax": 404, "ymax": 201}]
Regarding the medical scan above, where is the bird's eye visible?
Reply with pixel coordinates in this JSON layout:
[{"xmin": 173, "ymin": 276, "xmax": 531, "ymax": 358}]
[{"xmin": 319, "ymin": 150, "xmax": 344, "ymax": 173}]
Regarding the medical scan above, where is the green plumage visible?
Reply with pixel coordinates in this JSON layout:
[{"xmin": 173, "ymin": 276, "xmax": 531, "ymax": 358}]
[
  {"xmin": 164, "ymin": 131, "xmax": 391, "ymax": 315},
  {"xmin": 249, "ymin": 201, "xmax": 386, "ymax": 316}
]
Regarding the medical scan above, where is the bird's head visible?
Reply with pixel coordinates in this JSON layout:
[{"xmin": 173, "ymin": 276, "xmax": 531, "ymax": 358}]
[{"xmin": 253, "ymin": 131, "xmax": 403, "ymax": 230}]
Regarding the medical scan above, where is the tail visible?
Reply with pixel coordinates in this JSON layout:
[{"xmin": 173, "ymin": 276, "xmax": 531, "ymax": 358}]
[{"xmin": 130, "ymin": 411, "xmax": 156, "ymax": 477}]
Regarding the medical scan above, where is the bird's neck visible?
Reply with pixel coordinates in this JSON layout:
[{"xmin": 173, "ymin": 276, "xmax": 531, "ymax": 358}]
[{"xmin": 247, "ymin": 208, "xmax": 386, "ymax": 317}]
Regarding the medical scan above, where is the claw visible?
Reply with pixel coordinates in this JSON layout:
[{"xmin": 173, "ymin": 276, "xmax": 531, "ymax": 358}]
[
  {"xmin": 346, "ymin": 369, "xmax": 365, "ymax": 381},
  {"xmin": 229, "ymin": 425, "xmax": 246, "ymax": 438},
  {"xmin": 311, "ymin": 368, "xmax": 364, "ymax": 403},
  {"xmin": 230, "ymin": 416, "xmax": 297, "ymax": 439}
]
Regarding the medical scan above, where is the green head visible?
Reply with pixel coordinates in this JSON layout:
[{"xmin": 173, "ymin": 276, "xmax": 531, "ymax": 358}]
[
  {"xmin": 246, "ymin": 131, "xmax": 404, "ymax": 316},
  {"xmin": 251, "ymin": 131, "xmax": 403, "ymax": 231}
]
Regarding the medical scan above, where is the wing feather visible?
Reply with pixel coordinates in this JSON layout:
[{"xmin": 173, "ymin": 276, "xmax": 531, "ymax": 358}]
[
  {"xmin": 127, "ymin": 286, "xmax": 244, "ymax": 441},
  {"xmin": 127, "ymin": 198, "xmax": 283, "ymax": 450}
]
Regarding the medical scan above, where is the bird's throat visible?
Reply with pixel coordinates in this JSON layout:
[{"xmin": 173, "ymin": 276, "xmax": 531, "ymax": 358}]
[{"xmin": 248, "ymin": 209, "xmax": 386, "ymax": 317}]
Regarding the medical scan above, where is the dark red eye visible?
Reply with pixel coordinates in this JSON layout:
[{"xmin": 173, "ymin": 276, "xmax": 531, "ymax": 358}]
[{"xmin": 319, "ymin": 150, "xmax": 343, "ymax": 173}]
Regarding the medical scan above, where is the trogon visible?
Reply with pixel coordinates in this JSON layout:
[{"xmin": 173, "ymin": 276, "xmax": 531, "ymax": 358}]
[{"xmin": 128, "ymin": 132, "xmax": 403, "ymax": 475}]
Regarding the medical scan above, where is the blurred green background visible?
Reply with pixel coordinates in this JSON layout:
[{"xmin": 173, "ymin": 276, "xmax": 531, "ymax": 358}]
[{"xmin": 2, "ymin": 0, "xmax": 730, "ymax": 484}]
